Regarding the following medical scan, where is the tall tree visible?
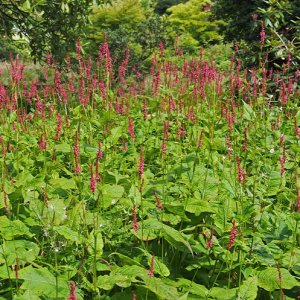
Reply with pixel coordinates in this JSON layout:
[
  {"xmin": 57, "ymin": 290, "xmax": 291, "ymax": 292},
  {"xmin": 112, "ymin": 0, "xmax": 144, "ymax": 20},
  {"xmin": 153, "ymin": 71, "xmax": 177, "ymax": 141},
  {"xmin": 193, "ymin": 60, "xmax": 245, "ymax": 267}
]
[
  {"xmin": 167, "ymin": 0, "xmax": 223, "ymax": 52},
  {"xmin": 0, "ymin": 0, "xmax": 106, "ymax": 63},
  {"xmin": 213, "ymin": 0, "xmax": 300, "ymax": 69}
]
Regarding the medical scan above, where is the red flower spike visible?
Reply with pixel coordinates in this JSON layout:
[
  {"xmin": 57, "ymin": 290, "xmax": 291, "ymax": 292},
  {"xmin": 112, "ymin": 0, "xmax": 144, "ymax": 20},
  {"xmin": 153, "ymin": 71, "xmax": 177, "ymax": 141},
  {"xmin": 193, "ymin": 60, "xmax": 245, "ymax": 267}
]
[
  {"xmin": 128, "ymin": 118, "xmax": 135, "ymax": 142},
  {"xmin": 147, "ymin": 255, "xmax": 155, "ymax": 278},
  {"xmin": 237, "ymin": 157, "xmax": 246, "ymax": 184},
  {"xmin": 90, "ymin": 164, "xmax": 97, "ymax": 193},
  {"xmin": 206, "ymin": 228, "xmax": 214, "ymax": 250},
  {"xmin": 138, "ymin": 148, "xmax": 144, "ymax": 180},
  {"xmin": 154, "ymin": 192, "xmax": 163, "ymax": 210},
  {"xmin": 68, "ymin": 281, "xmax": 77, "ymax": 300},
  {"xmin": 132, "ymin": 204, "xmax": 139, "ymax": 231},
  {"xmin": 227, "ymin": 219, "xmax": 237, "ymax": 250}
]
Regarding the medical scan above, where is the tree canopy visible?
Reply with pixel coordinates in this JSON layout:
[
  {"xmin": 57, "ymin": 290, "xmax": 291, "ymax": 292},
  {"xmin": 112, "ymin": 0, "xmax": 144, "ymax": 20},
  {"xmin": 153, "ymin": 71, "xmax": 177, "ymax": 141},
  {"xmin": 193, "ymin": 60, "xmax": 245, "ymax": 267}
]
[
  {"xmin": 0, "ymin": 0, "xmax": 106, "ymax": 62},
  {"xmin": 167, "ymin": 0, "xmax": 223, "ymax": 52},
  {"xmin": 214, "ymin": 0, "xmax": 300, "ymax": 69}
]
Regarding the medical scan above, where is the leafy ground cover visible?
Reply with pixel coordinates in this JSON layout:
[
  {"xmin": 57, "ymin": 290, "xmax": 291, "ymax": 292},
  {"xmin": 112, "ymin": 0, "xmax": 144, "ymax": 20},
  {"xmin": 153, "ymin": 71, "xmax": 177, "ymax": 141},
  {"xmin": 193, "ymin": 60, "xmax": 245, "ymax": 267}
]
[{"xmin": 0, "ymin": 43, "xmax": 300, "ymax": 299}]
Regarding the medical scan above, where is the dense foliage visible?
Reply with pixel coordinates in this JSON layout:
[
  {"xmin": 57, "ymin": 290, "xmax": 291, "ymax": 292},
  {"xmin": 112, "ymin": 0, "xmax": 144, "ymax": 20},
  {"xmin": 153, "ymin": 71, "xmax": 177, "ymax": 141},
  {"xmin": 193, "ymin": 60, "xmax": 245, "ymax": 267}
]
[
  {"xmin": 0, "ymin": 1, "xmax": 300, "ymax": 299},
  {"xmin": 85, "ymin": 0, "xmax": 172, "ymax": 71},
  {"xmin": 167, "ymin": 0, "xmax": 223, "ymax": 52},
  {"xmin": 214, "ymin": 0, "xmax": 300, "ymax": 69},
  {"xmin": 0, "ymin": 40, "xmax": 299, "ymax": 299},
  {"xmin": 0, "ymin": 0, "xmax": 106, "ymax": 62}
]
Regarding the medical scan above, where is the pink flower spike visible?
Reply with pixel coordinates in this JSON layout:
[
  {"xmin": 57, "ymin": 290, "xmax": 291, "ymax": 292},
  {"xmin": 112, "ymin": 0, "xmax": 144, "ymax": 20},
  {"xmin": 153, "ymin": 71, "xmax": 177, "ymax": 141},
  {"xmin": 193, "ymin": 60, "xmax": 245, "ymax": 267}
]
[
  {"xmin": 138, "ymin": 147, "xmax": 144, "ymax": 180},
  {"xmin": 90, "ymin": 164, "xmax": 97, "ymax": 193},
  {"xmin": 147, "ymin": 255, "xmax": 155, "ymax": 278},
  {"xmin": 128, "ymin": 118, "xmax": 135, "ymax": 142},
  {"xmin": 227, "ymin": 219, "xmax": 237, "ymax": 250},
  {"xmin": 154, "ymin": 192, "xmax": 163, "ymax": 210},
  {"xmin": 68, "ymin": 281, "xmax": 77, "ymax": 300},
  {"xmin": 132, "ymin": 204, "xmax": 139, "ymax": 231}
]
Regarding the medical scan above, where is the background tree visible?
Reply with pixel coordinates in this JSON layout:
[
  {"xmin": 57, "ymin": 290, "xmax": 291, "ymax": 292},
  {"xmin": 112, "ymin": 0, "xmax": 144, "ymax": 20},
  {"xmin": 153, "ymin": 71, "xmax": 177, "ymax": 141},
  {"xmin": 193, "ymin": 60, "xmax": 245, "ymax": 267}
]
[
  {"xmin": 85, "ymin": 0, "xmax": 173, "ymax": 72},
  {"xmin": 213, "ymin": 0, "xmax": 300, "ymax": 70},
  {"xmin": 154, "ymin": 0, "xmax": 187, "ymax": 15},
  {"xmin": 167, "ymin": 0, "xmax": 223, "ymax": 53},
  {"xmin": 0, "ymin": 0, "xmax": 106, "ymax": 63}
]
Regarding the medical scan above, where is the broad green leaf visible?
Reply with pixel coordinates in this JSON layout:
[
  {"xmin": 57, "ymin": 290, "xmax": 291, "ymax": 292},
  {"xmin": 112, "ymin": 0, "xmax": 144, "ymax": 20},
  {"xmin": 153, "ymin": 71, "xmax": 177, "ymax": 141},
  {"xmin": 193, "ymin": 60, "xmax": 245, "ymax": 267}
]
[
  {"xmin": 87, "ymin": 230, "xmax": 104, "ymax": 259},
  {"xmin": 253, "ymin": 243, "xmax": 275, "ymax": 265},
  {"xmin": 97, "ymin": 265, "xmax": 145, "ymax": 290},
  {"xmin": 54, "ymin": 225, "xmax": 83, "ymax": 244},
  {"xmin": 162, "ymin": 224, "xmax": 193, "ymax": 254},
  {"xmin": 185, "ymin": 199, "xmax": 217, "ymax": 216},
  {"xmin": 13, "ymin": 290, "xmax": 41, "ymax": 300},
  {"xmin": 108, "ymin": 126, "xmax": 123, "ymax": 145},
  {"xmin": 0, "ymin": 216, "xmax": 33, "ymax": 240},
  {"xmin": 49, "ymin": 177, "xmax": 76, "ymax": 189},
  {"xmin": 243, "ymin": 101, "xmax": 255, "ymax": 121},
  {"xmin": 14, "ymin": 170, "xmax": 34, "ymax": 188},
  {"xmin": 0, "ymin": 240, "xmax": 39, "ymax": 266},
  {"xmin": 134, "ymin": 218, "xmax": 163, "ymax": 241},
  {"xmin": 0, "ymin": 265, "xmax": 14, "ymax": 279},
  {"xmin": 266, "ymin": 171, "xmax": 284, "ymax": 196},
  {"xmin": 209, "ymin": 287, "xmax": 237, "ymax": 300},
  {"xmin": 101, "ymin": 184, "xmax": 124, "ymax": 208},
  {"xmin": 109, "ymin": 252, "xmax": 142, "ymax": 267},
  {"xmin": 22, "ymin": 189, "xmax": 38, "ymax": 203},
  {"xmin": 238, "ymin": 277, "xmax": 258, "ymax": 300},
  {"xmin": 97, "ymin": 273, "xmax": 131, "ymax": 290},
  {"xmin": 161, "ymin": 213, "xmax": 181, "ymax": 225},
  {"xmin": 164, "ymin": 202, "xmax": 190, "ymax": 222},
  {"xmin": 19, "ymin": 266, "xmax": 69, "ymax": 298},
  {"xmin": 55, "ymin": 143, "xmax": 71, "ymax": 153},
  {"xmin": 143, "ymin": 276, "xmax": 179, "ymax": 300},
  {"xmin": 83, "ymin": 143, "xmax": 97, "ymax": 155},
  {"xmin": 163, "ymin": 278, "xmax": 208, "ymax": 297},
  {"xmin": 257, "ymin": 267, "xmax": 299, "ymax": 291}
]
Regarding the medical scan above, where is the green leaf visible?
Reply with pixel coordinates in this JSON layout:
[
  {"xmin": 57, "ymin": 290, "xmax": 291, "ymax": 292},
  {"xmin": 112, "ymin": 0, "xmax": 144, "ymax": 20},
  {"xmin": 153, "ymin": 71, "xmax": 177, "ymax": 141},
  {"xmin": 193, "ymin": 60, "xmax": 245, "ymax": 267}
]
[
  {"xmin": 110, "ymin": 252, "xmax": 142, "ymax": 267},
  {"xmin": 101, "ymin": 184, "xmax": 124, "ymax": 208},
  {"xmin": 266, "ymin": 171, "xmax": 284, "ymax": 196},
  {"xmin": 137, "ymin": 248, "xmax": 170, "ymax": 277},
  {"xmin": 134, "ymin": 218, "xmax": 163, "ymax": 241},
  {"xmin": 108, "ymin": 126, "xmax": 123, "ymax": 145},
  {"xmin": 49, "ymin": 177, "xmax": 76, "ymax": 189},
  {"xmin": 83, "ymin": 143, "xmax": 97, "ymax": 155},
  {"xmin": 0, "ymin": 216, "xmax": 33, "ymax": 240},
  {"xmin": 164, "ymin": 278, "xmax": 208, "ymax": 297},
  {"xmin": 13, "ymin": 290, "xmax": 41, "ymax": 300},
  {"xmin": 209, "ymin": 287, "xmax": 237, "ymax": 300},
  {"xmin": 87, "ymin": 230, "xmax": 104, "ymax": 259},
  {"xmin": 54, "ymin": 225, "xmax": 83, "ymax": 244},
  {"xmin": 97, "ymin": 273, "xmax": 131, "ymax": 290},
  {"xmin": 0, "ymin": 265, "xmax": 14, "ymax": 279},
  {"xmin": 19, "ymin": 266, "xmax": 69, "ymax": 298},
  {"xmin": 238, "ymin": 277, "xmax": 258, "ymax": 300},
  {"xmin": 22, "ymin": 189, "xmax": 38, "ymax": 204},
  {"xmin": 164, "ymin": 202, "xmax": 190, "ymax": 222},
  {"xmin": 143, "ymin": 276, "xmax": 179, "ymax": 300},
  {"xmin": 55, "ymin": 143, "xmax": 71, "ymax": 153},
  {"xmin": 162, "ymin": 224, "xmax": 193, "ymax": 254},
  {"xmin": 257, "ymin": 268, "xmax": 299, "ymax": 291},
  {"xmin": 97, "ymin": 265, "xmax": 144, "ymax": 290},
  {"xmin": 185, "ymin": 199, "xmax": 217, "ymax": 216},
  {"xmin": 243, "ymin": 101, "xmax": 255, "ymax": 121},
  {"xmin": 0, "ymin": 240, "xmax": 39, "ymax": 266},
  {"xmin": 253, "ymin": 243, "xmax": 275, "ymax": 265}
]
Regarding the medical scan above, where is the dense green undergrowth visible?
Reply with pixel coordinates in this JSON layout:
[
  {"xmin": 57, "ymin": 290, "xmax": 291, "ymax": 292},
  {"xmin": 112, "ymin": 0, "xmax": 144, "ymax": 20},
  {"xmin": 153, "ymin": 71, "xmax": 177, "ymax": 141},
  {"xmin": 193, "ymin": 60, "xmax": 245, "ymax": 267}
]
[{"xmin": 0, "ymin": 44, "xmax": 300, "ymax": 299}]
